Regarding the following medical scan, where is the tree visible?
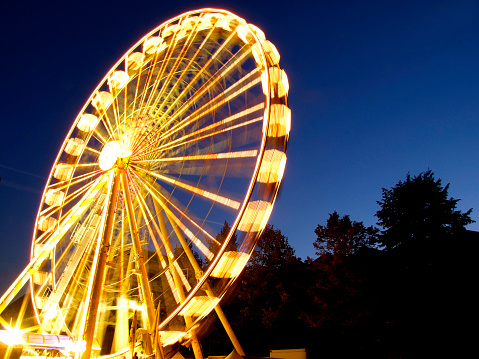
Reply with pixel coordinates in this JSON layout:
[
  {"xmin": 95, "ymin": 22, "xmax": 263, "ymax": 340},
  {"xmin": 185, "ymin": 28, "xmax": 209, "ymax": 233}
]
[
  {"xmin": 373, "ymin": 171, "xmax": 476, "ymax": 357},
  {"xmin": 248, "ymin": 224, "xmax": 297, "ymax": 269},
  {"xmin": 313, "ymin": 211, "xmax": 378, "ymax": 257},
  {"xmin": 215, "ymin": 220, "xmax": 238, "ymax": 252},
  {"xmin": 305, "ymin": 212, "xmax": 378, "ymax": 328},
  {"xmin": 375, "ymin": 170, "xmax": 474, "ymax": 250},
  {"xmin": 206, "ymin": 220, "xmax": 238, "ymax": 265},
  {"xmin": 238, "ymin": 225, "xmax": 302, "ymax": 328}
]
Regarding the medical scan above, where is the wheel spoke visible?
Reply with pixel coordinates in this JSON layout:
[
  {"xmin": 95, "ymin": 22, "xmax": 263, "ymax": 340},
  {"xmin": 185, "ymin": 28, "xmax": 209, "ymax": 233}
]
[
  {"xmin": 120, "ymin": 170, "xmax": 157, "ymax": 327},
  {"xmin": 133, "ymin": 62, "xmax": 259, "ymax": 159},
  {"xmin": 130, "ymin": 170, "xmax": 217, "ymax": 259},
  {"xmin": 134, "ymin": 102, "xmax": 263, "ymax": 160},
  {"xmin": 130, "ymin": 178, "xmax": 190, "ymax": 301},
  {"xmin": 133, "ymin": 149, "xmax": 258, "ymax": 164},
  {"xmin": 131, "ymin": 164, "xmax": 240, "ymax": 210}
]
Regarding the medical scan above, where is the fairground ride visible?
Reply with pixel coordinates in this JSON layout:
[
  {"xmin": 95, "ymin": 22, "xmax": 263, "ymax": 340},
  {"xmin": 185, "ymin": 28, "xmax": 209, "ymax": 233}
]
[{"xmin": 0, "ymin": 8, "xmax": 290, "ymax": 359}]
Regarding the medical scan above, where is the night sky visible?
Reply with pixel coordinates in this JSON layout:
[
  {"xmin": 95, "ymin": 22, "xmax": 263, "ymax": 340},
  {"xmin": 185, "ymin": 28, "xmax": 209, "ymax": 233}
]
[{"xmin": 1, "ymin": 0, "xmax": 479, "ymax": 293}]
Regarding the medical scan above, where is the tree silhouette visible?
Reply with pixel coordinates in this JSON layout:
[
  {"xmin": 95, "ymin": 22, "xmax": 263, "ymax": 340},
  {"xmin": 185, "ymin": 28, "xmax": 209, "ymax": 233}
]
[
  {"xmin": 206, "ymin": 220, "xmax": 238, "ymax": 255},
  {"xmin": 313, "ymin": 211, "xmax": 378, "ymax": 257},
  {"xmin": 374, "ymin": 170, "xmax": 475, "ymax": 357},
  {"xmin": 376, "ymin": 169, "xmax": 474, "ymax": 251},
  {"xmin": 305, "ymin": 212, "xmax": 377, "ymax": 328}
]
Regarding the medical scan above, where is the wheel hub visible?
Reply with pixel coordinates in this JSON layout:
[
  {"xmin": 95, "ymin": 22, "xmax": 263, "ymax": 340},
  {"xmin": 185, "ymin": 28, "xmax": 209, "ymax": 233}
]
[{"xmin": 98, "ymin": 141, "xmax": 131, "ymax": 170}]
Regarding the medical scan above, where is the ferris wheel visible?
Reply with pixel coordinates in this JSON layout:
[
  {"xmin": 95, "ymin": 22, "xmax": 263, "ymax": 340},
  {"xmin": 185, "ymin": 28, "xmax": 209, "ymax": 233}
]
[{"xmin": 0, "ymin": 8, "xmax": 290, "ymax": 359}]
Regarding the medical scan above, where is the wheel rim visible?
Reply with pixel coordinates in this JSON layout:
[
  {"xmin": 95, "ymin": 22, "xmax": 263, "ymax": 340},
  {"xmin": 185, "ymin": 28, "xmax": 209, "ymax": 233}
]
[{"xmin": 30, "ymin": 8, "xmax": 290, "ymax": 355}]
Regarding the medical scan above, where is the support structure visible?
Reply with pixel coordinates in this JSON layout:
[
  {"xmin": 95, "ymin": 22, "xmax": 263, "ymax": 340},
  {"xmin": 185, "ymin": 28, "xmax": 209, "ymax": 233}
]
[
  {"xmin": 213, "ymin": 305, "xmax": 245, "ymax": 357},
  {"xmin": 82, "ymin": 171, "xmax": 121, "ymax": 359},
  {"xmin": 120, "ymin": 169, "xmax": 156, "ymax": 328},
  {"xmin": 149, "ymin": 184, "xmax": 244, "ymax": 358}
]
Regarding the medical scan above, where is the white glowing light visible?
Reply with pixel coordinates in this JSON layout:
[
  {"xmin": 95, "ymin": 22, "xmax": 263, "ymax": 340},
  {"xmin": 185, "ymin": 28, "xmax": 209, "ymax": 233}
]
[
  {"xmin": 128, "ymin": 300, "xmax": 146, "ymax": 313},
  {"xmin": 0, "ymin": 328, "xmax": 23, "ymax": 345},
  {"xmin": 43, "ymin": 305, "xmax": 59, "ymax": 321},
  {"xmin": 74, "ymin": 339, "xmax": 87, "ymax": 353},
  {"xmin": 120, "ymin": 148, "xmax": 132, "ymax": 158},
  {"xmin": 98, "ymin": 141, "xmax": 121, "ymax": 170},
  {"xmin": 98, "ymin": 141, "xmax": 132, "ymax": 170},
  {"xmin": 128, "ymin": 300, "xmax": 139, "ymax": 310}
]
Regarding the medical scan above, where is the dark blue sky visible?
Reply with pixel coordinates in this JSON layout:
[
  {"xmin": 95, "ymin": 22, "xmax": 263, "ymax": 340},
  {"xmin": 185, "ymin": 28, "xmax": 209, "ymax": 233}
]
[{"xmin": 1, "ymin": 0, "xmax": 478, "ymax": 292}]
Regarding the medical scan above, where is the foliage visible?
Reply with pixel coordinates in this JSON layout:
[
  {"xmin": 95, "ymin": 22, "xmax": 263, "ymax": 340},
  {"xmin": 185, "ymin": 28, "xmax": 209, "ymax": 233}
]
[
  {"xmin": 376, "ymin": 169, "xmax": 474, "ymax": 250},
  {"xmin": 305, "ymin": 212, "xmax": 378, "ymax": 328},
  {"xmin": 313, "ymin": 211, "xmax": 378, "ymax": 257},
  {"xmin": 248, "ymin": 224, "xmax": 297, "ymax": 269},
  {"xmin": 207, "ymin": 220, "xmax": 238, "ymax": 255},
  {"xmin": 237, "ymin": 225, "xmax": 305, "ymax": 333}
]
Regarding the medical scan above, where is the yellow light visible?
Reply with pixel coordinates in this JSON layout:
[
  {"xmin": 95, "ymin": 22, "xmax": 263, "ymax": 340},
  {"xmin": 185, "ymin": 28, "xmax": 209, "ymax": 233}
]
[
  {"xmin": 38, "ymin": 215, "xmax": 57, "ymax": 232},
  {"xmin": 98, "ymin": 141, "xmax": 132, "ymax": 170},
  {"xmin": 210, "ymin": 251, "xmax": 249, "ymax": 278},
  {"xmin": 91, "ymin": 91, "xmax": 113, "ymax": 111},
  {"xmin": 143, "ymin": 36, "xmax": 164, "ymax": 55},
  {"xmin": 128, "ymin": 300, "xmax": 137, "ymax": 310},
  {"xmin": 108, "ymin": 70, "xmax": 129, "ymax": 90},
  {"xmin": 53, "ymin": 163, "xmax": 74, "ymax": 181},
  {"xmin": 262, "ymin": 40, "xmax": 280, "ymax": 65},
  {"xmin": 265, "ymin": 104, "xmax": 291, "ymax": 137},
  {"xmin": 257, "ymin": 149, "xmax": 287, "ymax": 184},
  {"xmin": 237, "ymin": 200, "xmax": 272, "ymax": 233},
  {"xmin": 44, "ymin": 188, "xmax": 66, "ymax": 207},
  {"xmin": 262, "ymin": 67, "xmax": 289, "ymax": 98},
  {"xmin": 178, "ymin": 296, "xmax": 219, "ymax": 317},
  {"xmin": 157, "ymin": 331, "xmax": 185, "ymax": 346},
  {"xmin": 64, "ymin": 138, "xmax": 85, "ymax": 156},
  {"xmin": 127, "ymin": 52, "xmax": 144, "ymax": 72},
  {"xmin": 77, "ymin": 113, "xmax": 99, "ymax": 133}
]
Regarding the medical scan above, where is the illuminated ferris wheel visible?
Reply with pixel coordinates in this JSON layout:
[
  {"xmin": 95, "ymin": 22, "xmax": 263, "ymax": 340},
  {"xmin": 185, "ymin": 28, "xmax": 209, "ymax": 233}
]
[{"xmin": 0, "ymin": 8, "xmax": 290, "ymax": 359}]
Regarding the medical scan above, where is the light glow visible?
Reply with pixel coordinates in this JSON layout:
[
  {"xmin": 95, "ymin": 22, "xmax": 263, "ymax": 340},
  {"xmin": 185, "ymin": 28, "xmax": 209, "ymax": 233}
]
[
  {"xmin": 0, "ymin": 328, "xmax": 23, "ymax": 345},
  {"xmin": 265, "ymin": 104, "xmax": 291, "ymax": 137},
  {"xmin": 43, "ymin": 305, "xmax": 59, "ymax": 321},
  {"xmin": 157, "ymin": 331, "xmax": 185, "ymax": 346},
  {"xmin": 98, "ymin": 141, "xmax": 121, "ymax": 170},
  {"xmin": 64, "ymin": 138, "xmax": 85, "ymax": 157},
  {"xmin": 108, "ymin": 71, "xmax": 129, "ymax": 90},
  {"xmin": 53, "ymin": 163, "xmax": 74, "ymax": 181},
  {"xmin": 127, "ymin": 52, "xmax": 144, "ymax": 71},
  {"xmin": 179, "ymin": 296, "xmax": 219, "ymax": 317},
  {"xmin": 143, "ymin": 36, "xmax": 165, "ymax": 55},
  {"xmin": 237, "ymin": 200, "xmax": 272, "ymax": 233},
  {"xmin": 38, "ymin": 215, "xmax": 57, "ymax": 232},
  {"xmin": 210, "ymin": 251, "xmax": 249, "ymax": 278},
  {"xmin": 44, "ymin": 189, "xmax": 65, "ymax": 207},
  {"xmin": 77, "ymin": 113, "xmax": 99, "ymax": 133},
  {"xmin": 257, "ymin": 149, "xmax": 287, "ymax": 184},
  {"xmin": 91, "ymin": 91, "xmax": 113, "ymax": 111}
]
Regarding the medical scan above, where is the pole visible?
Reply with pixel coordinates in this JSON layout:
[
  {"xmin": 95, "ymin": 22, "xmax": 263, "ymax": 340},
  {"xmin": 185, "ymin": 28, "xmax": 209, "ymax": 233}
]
[
  {"xmin": 82, "ymin": 170, "xmax": 121, "ymax": 359},
  {"xmin": 120, "ymin": 169, "xmax": 156, "ymax": 328}
]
